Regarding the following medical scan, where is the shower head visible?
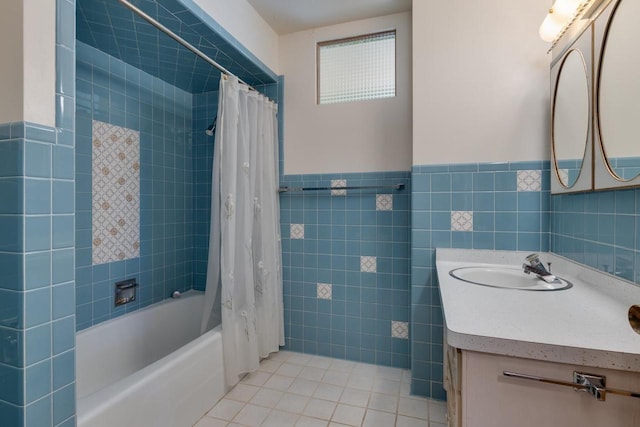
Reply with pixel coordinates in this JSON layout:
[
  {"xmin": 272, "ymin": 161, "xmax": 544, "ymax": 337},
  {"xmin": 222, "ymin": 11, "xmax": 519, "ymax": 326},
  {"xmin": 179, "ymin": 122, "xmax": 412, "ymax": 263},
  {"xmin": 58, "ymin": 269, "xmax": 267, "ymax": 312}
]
[{"xmin": 205, "ymin": 118, "xmax": 217, "ymax": 136}]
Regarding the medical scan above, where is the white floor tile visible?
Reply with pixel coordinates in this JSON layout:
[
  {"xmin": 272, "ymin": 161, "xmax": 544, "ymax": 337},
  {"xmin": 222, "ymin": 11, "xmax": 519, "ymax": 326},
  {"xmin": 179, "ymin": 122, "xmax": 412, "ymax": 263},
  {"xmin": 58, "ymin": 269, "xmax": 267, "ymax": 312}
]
[
  {"xmin": 396, "ymin": 415, "xmax": 429, "ymax": 427},
  {"xmin": 362, "ymin": 409, "xmax": 397, "ymax": 427},
  {"xmin": 367, "ymin": 393, "xmax": 398, "ymax": 414},
  {"xmin": 277, "ymin": 362, "xmax": 305, "ymax": 378},
  {"xmin": 289, "ymin": 378, "xmax": 320, "ymax": 396},
  {"xmin": 263, "ymin": 374, "xmax": 295, "ymax": 391},
  {"xmin": 303, "ymin": 398, "xmax": 337, "ymax": 420},
  {"xmin": 240, "ymin": 370, "xmax": 272, "ymax": 387},
  {"xmin": 193, "ymin": 352, "xmax": 448, "ymax": 427},
  {"xmin": 259, "ymin": 359, "xmax": 283, "ymax": 373},
  {"xmin": 225, "ymin": 384, "xmax": 260, "ymax": 403},
  {"xmin": 276, "ymin": 393, "xmax": 310, "ymax": 414},
  {"xmin": 331, "ymin": 404, "xmax": 366, "ymax": 426},
  {"xmin": 232, "ymin": 403, "xmax": 270, "ymax": 427},
  {"xmin": 206, "ymin": 399, "xmax": 245, "ymax": 421},
  {"xmin": 372, "ymin": 379, "xmax": 401, "ymax": 395},
  {"xmin": 249, "ymin": 388, "xmax": 283, "ymax": 408},
  {"xmin": 307, "ymin": 356, "xmax": 333, "ymax": 369},
  {"xmin": 193, "ymin": 416, "xmax": 229, "ymax": 427},
  {"xmin": 338, "ymin": 388, "xmax": 370, "ymax": 407},
  {"xmin": 398, "ymin": 397, "xmax": 429, "ymax": 420},
  {"xmin": 429, "ymin": 400, "xmax": 447, "ymax": 423},
  {"xmin": 346, "ymin": 374, "xmax": 374, "ymax": 391},
  {"xmin": 295, "ymin": 416, "xmax": 329, "ymax": 427},
  {"xmin": 261, "ymin": 409, "xmax": 299, "ymax": 427},
  {"xmin": 313, "ymin": 383, "xmax": 344, "ymax": 402},
  {"xmin": 322, "ymin": 370, "xmax": 349, "ymax": 387},
  {"xmin": 299, "ymin": 366, "xmax": 327, "ymax": 382},
  {"xmin": 288, "ymin": 353, "xmax": 313, "ymax": 366}
]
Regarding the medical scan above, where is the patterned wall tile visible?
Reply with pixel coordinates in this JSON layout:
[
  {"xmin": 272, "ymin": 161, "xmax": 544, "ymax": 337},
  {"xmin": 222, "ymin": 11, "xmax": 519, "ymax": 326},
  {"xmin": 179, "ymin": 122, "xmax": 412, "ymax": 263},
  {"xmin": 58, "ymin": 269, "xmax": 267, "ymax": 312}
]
[
  {"xmin": 517, "ymin": 170, "xmax": 542, "ymax": 191},
  {"xmin": 92, "ymin": 120, "xmax": 140, "ymax": 264},
  {"xmin": 376, "ymin": 194, "xmax": 393, "ymax": 211},
  {"xmin": 317, "ymin": 283, "xmax": 332, "ymax": 300},
  {"xmin": 360, "ymin": 256, "xmax": 377, "ymax": 273},
  {"xmin": 391, "ymin": 321, "xmax": 409, "ymax": 339},
  {"xmin": 290, "ymin": 223, "xmax": 305, "ymax": 239},
  {"xmin": 451, "ymin": 211, "xmax": 473, "ymax": 231},
  {"xmin": 331, "ymin": 179, "xmax": 347, "ymax": 196}
]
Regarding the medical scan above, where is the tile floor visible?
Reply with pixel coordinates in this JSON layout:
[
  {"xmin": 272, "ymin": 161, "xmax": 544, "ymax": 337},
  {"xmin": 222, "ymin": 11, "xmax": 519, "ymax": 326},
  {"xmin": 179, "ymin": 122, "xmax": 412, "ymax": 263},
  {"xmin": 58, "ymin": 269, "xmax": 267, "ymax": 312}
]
[{"xmin": 194, "ymin": 351, "xmax": 448, "ymax": 427}]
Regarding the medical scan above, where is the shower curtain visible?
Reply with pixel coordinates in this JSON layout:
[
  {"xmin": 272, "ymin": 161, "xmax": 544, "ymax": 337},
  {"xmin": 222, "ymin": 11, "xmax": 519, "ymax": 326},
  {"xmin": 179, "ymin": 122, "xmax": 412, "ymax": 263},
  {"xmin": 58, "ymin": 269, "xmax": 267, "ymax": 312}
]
[{"xmin": 201, "ymin": 75, "xmax": 284, "ymax": 387}]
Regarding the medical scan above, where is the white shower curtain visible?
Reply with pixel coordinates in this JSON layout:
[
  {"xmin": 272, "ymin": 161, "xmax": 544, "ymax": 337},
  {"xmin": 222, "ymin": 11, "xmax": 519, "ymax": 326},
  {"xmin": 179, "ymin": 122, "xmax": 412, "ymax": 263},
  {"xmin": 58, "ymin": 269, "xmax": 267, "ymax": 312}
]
[{"xmin": 201, "ymin": 75, "xmax": 284, "ymax": 387}]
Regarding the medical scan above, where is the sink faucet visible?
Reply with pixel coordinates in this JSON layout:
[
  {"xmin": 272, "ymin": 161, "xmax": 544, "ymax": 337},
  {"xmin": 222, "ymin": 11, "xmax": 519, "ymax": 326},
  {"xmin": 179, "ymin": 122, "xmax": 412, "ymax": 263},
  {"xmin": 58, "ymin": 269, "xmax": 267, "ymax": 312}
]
[{"xmin": 523, "ymin": 253, "xmax": 557, "ymax": 283}]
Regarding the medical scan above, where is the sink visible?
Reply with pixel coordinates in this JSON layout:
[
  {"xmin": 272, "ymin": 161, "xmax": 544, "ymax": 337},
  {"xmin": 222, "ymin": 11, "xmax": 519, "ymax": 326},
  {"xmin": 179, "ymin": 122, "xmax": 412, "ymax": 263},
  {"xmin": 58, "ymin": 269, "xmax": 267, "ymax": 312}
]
[{"xmin": 449, "ymin": 266, "xmax": 572, "ymax": 291}]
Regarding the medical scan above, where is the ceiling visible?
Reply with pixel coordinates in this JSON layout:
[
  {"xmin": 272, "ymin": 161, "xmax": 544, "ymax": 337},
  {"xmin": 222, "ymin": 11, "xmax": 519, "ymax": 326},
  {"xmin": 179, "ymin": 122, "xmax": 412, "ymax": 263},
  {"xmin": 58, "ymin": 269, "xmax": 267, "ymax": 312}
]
[
  {"xmin": 76, "ymin": 0, "xmax": 277, "ymax": 94},
  {"xmin": 247, "ymin": 0, "xmax": 412, "ymax": 35}
]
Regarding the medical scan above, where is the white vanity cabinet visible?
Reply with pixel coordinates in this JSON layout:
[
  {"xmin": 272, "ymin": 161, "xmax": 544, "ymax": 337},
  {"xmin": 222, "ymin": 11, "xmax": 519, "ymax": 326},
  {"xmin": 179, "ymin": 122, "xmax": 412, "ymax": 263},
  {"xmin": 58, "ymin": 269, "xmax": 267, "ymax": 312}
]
[
  {"xmin": 437, "ymin": 249, "xmax": 640, "ymax": 427},
  {"xmin": 454, "ymin": 350, "xmax": 640, "ymax": 427}
]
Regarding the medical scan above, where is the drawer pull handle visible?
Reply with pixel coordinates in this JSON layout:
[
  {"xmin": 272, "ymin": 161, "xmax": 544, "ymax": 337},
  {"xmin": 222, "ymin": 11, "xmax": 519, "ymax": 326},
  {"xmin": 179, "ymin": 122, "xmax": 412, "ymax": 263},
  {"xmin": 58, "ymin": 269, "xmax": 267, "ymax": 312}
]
[{"xmin": 503, "ymin": 371, "xmax": 640, "ymax": 401}]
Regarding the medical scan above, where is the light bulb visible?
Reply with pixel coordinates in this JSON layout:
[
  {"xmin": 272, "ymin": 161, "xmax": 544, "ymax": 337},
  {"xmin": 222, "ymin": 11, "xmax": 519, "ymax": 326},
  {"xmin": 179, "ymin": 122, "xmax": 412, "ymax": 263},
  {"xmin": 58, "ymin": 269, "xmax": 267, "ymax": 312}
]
[
  {"xmin": 552, "ymin": 0, "xmax": 583, "ymax": 20},
  {"xmin": 539, "ymin": 10, "xmax": 565, "ymax": 42}
]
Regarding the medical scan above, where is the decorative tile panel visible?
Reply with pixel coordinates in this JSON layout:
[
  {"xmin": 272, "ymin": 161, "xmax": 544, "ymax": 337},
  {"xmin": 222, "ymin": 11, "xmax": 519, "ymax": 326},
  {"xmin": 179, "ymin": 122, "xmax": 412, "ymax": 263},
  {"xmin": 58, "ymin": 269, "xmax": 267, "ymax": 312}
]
[
  {"xmin": 451, "ymin": 211, "xmax": 473, "ymax": 231},
  {"xmin": 376, "ymin": 194, "xmax": 393, "ymax": 211},
  {"xmin": 391, "ymin": 321, "xmax": 409, "ymax": 339},
  {"xmin": 92, "ymin": 120, "xmax": 140, "ymax": 265},
  {"xmin": 331, "ymin": 179, "xmax": 347, "ymax": 196},
  {"xmin": 317, "ymin": 283, "xmax": 332, "ymax": 300},
  {"xmin": 290, "ymin": 223, "xmax": 305, "ymax": 239},
  {"xmin": 517, "ymin": 170, "xmax": 542, "ymax": 192},
  {"xmin": 360, "ymin": 256, "xmax": 377, "ymax": 273}
]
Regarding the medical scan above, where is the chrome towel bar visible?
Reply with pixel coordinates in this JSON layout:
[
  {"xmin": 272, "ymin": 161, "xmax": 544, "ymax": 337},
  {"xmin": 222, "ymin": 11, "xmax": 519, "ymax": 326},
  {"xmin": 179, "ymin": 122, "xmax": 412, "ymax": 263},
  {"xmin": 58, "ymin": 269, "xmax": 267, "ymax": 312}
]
[
  {"xmin": 503, "ymin": 371, "xmax": 640, "ymax": 401},
  {"xmin": 278, "ymin": 183, "xmax": 405, "ymax": 193}
]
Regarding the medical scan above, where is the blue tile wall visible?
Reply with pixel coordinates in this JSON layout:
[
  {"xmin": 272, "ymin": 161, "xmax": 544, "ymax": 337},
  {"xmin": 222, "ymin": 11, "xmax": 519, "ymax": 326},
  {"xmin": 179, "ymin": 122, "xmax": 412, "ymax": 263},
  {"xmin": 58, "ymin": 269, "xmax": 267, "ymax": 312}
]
[
  {"xmin": 75, "ymin": 42, "xmax": 194, "ymax": 330},
  {"xmin": 280, "ymin": 172, "xmax": 411, "ymax": 368},
  {"xmin": 410, "ymin": 161, "xmax": 551, "ymax": 399},
  {"xmin": 551, "ymin": 188, "xmax": 640, "ymax": 285}
]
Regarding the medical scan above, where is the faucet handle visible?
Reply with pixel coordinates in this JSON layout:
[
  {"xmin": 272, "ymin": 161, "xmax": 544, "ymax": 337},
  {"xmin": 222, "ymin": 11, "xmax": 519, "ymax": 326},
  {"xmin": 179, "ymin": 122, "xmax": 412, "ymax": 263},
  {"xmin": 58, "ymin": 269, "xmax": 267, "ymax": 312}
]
[{"xmin": 525, "ymin": 253, "xmax": 541, "ymax": 266}]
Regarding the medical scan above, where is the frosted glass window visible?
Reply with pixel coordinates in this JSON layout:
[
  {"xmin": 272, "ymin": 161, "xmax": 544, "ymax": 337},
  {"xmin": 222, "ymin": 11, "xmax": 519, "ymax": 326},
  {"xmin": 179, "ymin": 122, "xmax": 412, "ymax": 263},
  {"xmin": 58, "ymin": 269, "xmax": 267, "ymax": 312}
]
[{"xmin": 318, "ymin": 31, "xmax": 396, "ymax": 104}]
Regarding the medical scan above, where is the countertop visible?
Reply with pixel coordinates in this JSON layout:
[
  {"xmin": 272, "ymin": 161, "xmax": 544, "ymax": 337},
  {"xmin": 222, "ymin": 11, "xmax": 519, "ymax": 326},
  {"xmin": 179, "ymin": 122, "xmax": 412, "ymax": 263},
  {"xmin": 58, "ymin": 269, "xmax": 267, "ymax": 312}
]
[{"xmin": 437, "ymin": 248, "xmax": 640, "ymax": 372}]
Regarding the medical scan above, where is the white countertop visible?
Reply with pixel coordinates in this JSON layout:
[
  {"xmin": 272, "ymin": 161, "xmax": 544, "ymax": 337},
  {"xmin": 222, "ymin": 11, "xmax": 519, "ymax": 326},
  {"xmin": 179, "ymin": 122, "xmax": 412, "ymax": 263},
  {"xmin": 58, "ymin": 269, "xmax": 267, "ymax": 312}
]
[{"xmin": 437, "ymin": 248, "xmax": 640, "ymax": 372}]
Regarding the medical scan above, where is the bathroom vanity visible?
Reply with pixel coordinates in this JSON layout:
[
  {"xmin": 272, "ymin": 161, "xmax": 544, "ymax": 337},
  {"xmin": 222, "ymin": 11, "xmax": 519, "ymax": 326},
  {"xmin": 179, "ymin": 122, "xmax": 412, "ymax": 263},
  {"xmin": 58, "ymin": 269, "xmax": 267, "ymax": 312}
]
[{"xmin": 437, "ymin": 249, "xmax": 640, "ymax": 427}]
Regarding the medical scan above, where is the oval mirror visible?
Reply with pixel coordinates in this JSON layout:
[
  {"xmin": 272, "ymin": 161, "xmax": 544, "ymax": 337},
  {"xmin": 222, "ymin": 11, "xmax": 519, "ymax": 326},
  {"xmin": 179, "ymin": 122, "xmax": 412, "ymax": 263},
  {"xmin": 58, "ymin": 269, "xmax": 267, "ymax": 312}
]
[
  {"xmin": 553, "ymin": 49, "xmax": 590, "ymax": 188},
  {"xmin": 598, "ymin": 0, "xmax": 640, "ymax": 182}
]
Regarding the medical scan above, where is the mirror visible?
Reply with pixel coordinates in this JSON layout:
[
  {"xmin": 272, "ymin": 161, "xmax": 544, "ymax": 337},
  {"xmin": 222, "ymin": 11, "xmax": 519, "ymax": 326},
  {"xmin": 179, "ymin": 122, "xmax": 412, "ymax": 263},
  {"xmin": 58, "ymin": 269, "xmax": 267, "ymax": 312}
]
[
  {"xmin": 553, "ymin": 49, "xmax": 590, "ymax": 188},
  {"xmin": 550, "ymin": 25, "xmax": 593, "ymax": 195},
  {"xmin": 597, "ymin": 0, "xmax": 640, "ymax": 182}
]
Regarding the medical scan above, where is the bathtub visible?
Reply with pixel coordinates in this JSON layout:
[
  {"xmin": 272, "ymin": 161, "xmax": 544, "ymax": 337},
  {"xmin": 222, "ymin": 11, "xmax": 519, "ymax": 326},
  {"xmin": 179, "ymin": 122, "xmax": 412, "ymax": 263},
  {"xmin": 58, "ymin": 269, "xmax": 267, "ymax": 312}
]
[{"xmin": 76, "ymin": 291, "xmax": 225, "ymax": 427}]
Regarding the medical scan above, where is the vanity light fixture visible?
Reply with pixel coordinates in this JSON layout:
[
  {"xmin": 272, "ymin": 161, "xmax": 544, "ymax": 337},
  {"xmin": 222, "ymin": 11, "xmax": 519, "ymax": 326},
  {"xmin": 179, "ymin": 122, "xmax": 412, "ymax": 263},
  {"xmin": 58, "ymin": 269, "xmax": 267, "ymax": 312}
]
[{"xmin": 539, "ymin": 0, "xmax": 607, "ymax": 43}]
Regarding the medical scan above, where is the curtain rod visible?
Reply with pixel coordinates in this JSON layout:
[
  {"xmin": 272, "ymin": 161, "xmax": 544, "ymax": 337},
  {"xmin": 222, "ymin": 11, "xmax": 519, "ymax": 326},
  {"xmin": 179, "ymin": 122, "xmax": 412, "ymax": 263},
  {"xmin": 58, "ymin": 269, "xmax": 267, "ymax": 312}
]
[
  {"xmin": 118, "ymin": 0, "xmax": 256, "ymax": 91},
  {"xmin": 278, "ymin": 184, "xmax": 405, "ymax": 193}
]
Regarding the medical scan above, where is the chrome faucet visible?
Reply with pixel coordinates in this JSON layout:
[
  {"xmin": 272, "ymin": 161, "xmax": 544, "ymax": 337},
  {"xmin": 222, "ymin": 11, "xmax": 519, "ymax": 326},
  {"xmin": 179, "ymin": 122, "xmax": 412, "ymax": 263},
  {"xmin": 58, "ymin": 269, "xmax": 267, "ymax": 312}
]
[{"xmin": 522, "ymin": 253, "xmax": 557, "ymax": 283}]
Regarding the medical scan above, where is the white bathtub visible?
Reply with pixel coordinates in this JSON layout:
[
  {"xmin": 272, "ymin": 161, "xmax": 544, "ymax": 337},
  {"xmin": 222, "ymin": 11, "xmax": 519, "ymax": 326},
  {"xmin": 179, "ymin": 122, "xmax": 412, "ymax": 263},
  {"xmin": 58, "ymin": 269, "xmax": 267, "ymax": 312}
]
[{"xmin": 76, "ymin": 291, "xmax": 225, "ymax": 427}]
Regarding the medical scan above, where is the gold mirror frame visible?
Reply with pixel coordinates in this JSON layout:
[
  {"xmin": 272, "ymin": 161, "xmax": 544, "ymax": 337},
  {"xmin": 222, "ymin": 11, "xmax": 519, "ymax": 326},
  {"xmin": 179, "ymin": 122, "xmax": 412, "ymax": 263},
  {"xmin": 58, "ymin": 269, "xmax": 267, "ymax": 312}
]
[
  {"xmin": 593, "ymin": 0, "xmax": 640, "ymax": 190},
  {"xmin": 551, "ymin": 48, "xmax": 590, "ymax": 190},
  {"xmin": 550, "ymin": 25, "xmax": 594, "ymax": 195}
]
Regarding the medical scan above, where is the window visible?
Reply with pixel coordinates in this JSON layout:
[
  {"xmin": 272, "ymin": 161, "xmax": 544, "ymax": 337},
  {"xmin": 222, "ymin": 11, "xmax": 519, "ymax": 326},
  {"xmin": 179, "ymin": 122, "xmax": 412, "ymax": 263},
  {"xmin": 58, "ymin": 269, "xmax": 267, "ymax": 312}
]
[{"xmin": 317, "ymin": 30, "xmax": 396, "ymax": 105}]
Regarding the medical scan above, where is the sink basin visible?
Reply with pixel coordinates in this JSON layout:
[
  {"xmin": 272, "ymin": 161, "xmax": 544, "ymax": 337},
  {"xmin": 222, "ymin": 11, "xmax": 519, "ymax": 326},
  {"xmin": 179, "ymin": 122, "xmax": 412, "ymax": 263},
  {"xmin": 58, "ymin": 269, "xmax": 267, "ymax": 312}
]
[{"xmin": 449, "ymin": 266, "xmax": 572, "ymax": 291}]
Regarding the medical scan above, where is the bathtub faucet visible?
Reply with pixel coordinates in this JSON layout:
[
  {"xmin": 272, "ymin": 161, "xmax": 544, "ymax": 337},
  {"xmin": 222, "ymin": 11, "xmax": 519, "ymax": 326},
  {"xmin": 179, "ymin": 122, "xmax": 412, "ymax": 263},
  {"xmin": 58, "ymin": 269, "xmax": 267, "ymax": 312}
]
[{"xmin": 522, "ymin": 253, "xmax": 556, "ymax": 283}]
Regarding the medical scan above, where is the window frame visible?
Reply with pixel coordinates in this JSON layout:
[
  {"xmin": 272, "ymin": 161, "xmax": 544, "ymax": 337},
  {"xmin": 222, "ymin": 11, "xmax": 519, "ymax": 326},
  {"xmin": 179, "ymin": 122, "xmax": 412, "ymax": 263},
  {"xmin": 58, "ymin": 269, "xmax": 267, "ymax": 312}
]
[{"xmin": 316, "ymin": 29, "xmax": 397, "ymax": 105}]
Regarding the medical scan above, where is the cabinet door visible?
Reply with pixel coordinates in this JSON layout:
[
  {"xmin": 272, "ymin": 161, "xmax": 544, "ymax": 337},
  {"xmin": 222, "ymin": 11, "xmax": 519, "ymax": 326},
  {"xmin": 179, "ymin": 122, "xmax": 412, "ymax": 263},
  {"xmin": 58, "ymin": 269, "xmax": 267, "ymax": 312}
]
[{"xmin": 461, "ymin": 351, "xmax": 640, "ymax": 427}]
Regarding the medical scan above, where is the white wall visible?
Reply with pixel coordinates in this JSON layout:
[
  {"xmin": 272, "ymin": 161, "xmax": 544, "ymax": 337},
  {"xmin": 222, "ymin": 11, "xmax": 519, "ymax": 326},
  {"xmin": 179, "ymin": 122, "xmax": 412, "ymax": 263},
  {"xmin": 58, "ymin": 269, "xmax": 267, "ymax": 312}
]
[
  {"xmin": 193, "ymin": 0, "xmax": 280, "ymax": 74},
  {"xmin": 412, "ymin": 0, "xmax": 551, "ymax": 165},
  {"xmin": 280, "ymin": 12, "xmax": 412, "ymax": 175},
  {"xmin": 0, "ymin": 0, "xmax": 55, "ymax": 126}
]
